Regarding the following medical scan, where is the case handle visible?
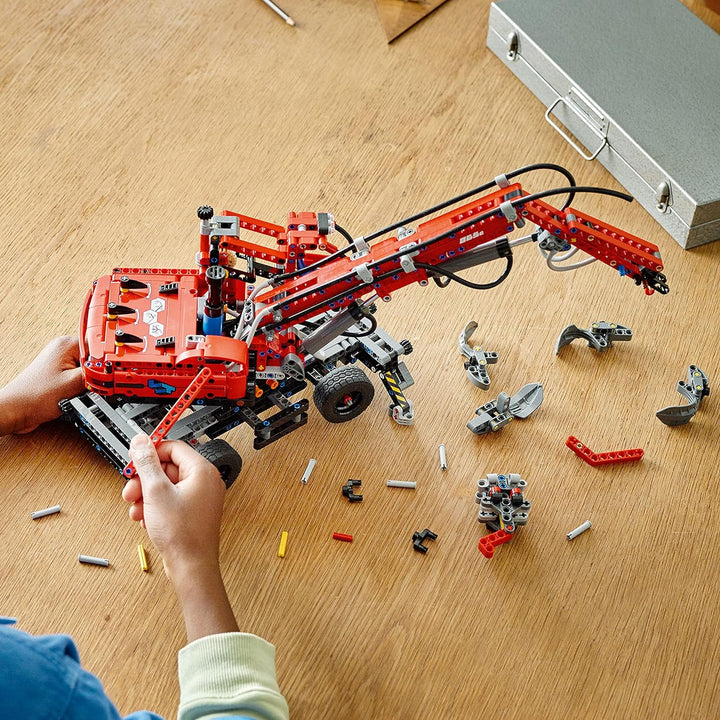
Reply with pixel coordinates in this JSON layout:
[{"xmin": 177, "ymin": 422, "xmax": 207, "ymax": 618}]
[{"xmin": 544, "ymin": 96, "xmax": 607, "ymax": 161}]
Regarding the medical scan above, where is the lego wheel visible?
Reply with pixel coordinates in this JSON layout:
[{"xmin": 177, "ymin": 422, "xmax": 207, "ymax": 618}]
[
  {"xmin": 196, "ymin": 439, "xmax": 242, "ymax": 489},
  {"xmin": 313, "ymin": 365, "xmax": 375, "ymax": 423}
]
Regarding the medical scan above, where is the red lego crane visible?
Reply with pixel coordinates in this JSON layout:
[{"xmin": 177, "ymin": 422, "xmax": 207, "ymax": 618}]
[{"xmin": 61, "ymin": 163, "xmax": 668, "ymax": 485}]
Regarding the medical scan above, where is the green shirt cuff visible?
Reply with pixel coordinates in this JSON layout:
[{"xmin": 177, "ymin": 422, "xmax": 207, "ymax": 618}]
[{"xmin": 177, "ymin": 633, "xmax": 289, "ymax": 720}]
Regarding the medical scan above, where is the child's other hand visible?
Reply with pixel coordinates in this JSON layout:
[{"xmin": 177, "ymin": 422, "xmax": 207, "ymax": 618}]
[{"xmin": 0, "ymin": 336, "xmax": 84, "ymax": 435}]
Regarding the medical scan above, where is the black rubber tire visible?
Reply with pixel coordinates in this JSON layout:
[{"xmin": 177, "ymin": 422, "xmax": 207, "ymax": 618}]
[
  {"xmin": 313, "ymin": 365, "xmax": 375, "ymax": 423},
  {"xmin": 196, "ymin": 438, "xmax": 242, "ymax": 489}
]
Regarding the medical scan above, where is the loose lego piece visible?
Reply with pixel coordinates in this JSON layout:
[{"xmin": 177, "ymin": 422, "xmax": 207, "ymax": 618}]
[
  {"xmin": 478, "ymin": 528, "xmax": 514, "ymax": 558},
  {"xmin": 476, "ymin": 473, "xmax": 530, "ymax": 558},
  {"xmin": 656, "ymin": 365, "xmax": 710, "ymax": 426},
  {"xmin": 567, "ymin": 521, "xmax": 592, "ymax": 540},
  {"xmin": 31, "ymin": 505, "xmax": 61, "ymax": 520},
  {"xmin": 137, "ymin": 543, "xmax": 149, "ymax": 572},
  {"xmin": 555, "ymin": 321, "xmax": 632, "ymax": 354},
  {"xmin": 439, "ymin": 444, "xmax": 447, "ymax": 470},
  {"xmin": 278, "ymin": 531, "xmax": 289, "ymax": 558},
  {"xmin": 78, "ymin": 555, "xmax": 110, "ymax": 567},
  {"xmin": 386, "ymin": 480, "xmax": 416, "ymax": 488},
  {"xmin": 412, "ymin": 528, "xmax": 437, "ymax": 553},
  {"xmin": 458, "ymin": 320, "xmax": 498, "ymax": 389},
  {"xmin": 300, "ymin": 458, "xmax": 317, "ymax": 484},
  {"xmin": 342, "ymin": 479, "xmax": 363, "ymax": 502},
  {"xmin": 467, "ymin": 382, "xmax": 543, "ymax": 435},
  {"xmin": 565, "ymin": 436, "xmax": 644, "ymax": 466},
  {"xmin": 332, "ymin": 532, "xmax": 353, "ymax": 542}
]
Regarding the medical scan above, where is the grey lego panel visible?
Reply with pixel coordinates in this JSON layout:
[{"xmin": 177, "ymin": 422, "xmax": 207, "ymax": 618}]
[{"xmin": 487, "ymin": 0, "xmax": 720, "ymax": 248}]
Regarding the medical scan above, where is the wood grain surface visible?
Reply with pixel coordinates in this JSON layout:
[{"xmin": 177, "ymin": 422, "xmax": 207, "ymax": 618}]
[{"xmin": 1, "ymin": 1, "xmax": 719, "ymax": 718}]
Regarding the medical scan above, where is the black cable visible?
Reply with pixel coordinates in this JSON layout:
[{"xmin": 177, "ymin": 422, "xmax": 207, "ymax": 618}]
[
  {"xmin": 267, "ymin": 163, "xmax": 578, "ymax": 285},
  {"xmin": 260, "ymin": 184, "xmax": 632, "ymax": 332},
  {"xmin": 364, "ymin": 185, "xmax": 632, "ymax": 276},
  {"xmin": 341, "ymin": 312, "xmax": 378, "ymax": 338},
  {"xmin": 334, "ymin": 223, "xmax": 354, "ymax": 245},
  {"xmin": 363, "ymin": 162, "xmax": 578, "ymax": 242},
  {"xmin": 416, "ymin": 256, "xmax": 513, "ymax": 291},
  {"xmin": 269, "ymin": 241, "xmax": 356, "ymax": 285},
  {"xmin": 513, "ymin": 163, "xmax": 577, "ymax": 209}
]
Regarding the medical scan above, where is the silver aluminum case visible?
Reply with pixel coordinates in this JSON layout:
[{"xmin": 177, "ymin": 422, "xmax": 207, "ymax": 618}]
[{"xmin": 487, "ymin": 0, "xmax": 720, "ymax": 249}]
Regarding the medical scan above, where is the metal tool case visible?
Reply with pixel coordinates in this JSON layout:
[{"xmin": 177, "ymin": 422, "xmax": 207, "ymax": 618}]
[{"xmin": 487, "ymin": 0, "xmax": 720, "ymax": 249}]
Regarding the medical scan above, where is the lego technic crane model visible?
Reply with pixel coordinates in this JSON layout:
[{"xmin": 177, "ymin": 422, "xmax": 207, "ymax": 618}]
[{"xmin": 61, "ymin": 163, "xmax": 669, "ymax": 485}]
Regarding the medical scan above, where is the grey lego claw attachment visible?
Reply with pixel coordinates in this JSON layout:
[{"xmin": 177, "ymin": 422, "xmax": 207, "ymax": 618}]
[
  {"xmin": 555, "ymin": 321, "xmax": 633, "ymax": 354},
  {"xmin": 656, "ymin": 365, "xmax": 710, "ymax": 426},
  {"xmin": 459, "ymin": 320, "xmax": 498, "ymax": 389},
  {"xmin": 508, "ymin": 382, "xmax": 544, "ymax": 418},
  {"xmin": 467, "ymin": 382, "xmax": 543, "ymax": 435},
  {"xmin": 467, "ymin": 397, "xmax": 511, "ymax": 435}
]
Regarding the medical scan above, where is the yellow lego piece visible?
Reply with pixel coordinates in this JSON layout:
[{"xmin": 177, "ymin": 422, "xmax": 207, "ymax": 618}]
[
  {"xmin": 278, "ymin": 531, "xmax": 288, "ymax": 558},
  {"xmin": 138, "ymin": 543, "xmax": 149, "ymax": 572}
]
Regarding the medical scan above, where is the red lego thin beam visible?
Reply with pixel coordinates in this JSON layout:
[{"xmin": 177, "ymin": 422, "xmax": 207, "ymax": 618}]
[
  {"xmin": 478, "ymin": 528, "xmax": 514, "ymax": 558},
  {"xmin": 122, "ymin": 367, "xmax": 213, "ymax": 478},
  {"xmin": 221, "ymin": 210, "xmax": 285, "ymax": 239},
  {"xmin": 566, "ymin": 435, "xmax": 644, "ymax": 467}
]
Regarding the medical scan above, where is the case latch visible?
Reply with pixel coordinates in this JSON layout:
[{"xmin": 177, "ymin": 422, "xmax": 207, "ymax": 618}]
[
  {"xmin": 506, "ymin": 30, "xmax": 519, "ymax": 60},
  {"xmin": 655, "ymin": 180, "xmax": 671, "ymax": 213}
]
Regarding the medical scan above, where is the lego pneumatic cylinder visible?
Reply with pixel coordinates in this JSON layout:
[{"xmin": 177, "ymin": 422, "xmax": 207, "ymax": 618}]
[{"xmin": 203, "ymin": 265, "xmax": 228, "ymax": 336}]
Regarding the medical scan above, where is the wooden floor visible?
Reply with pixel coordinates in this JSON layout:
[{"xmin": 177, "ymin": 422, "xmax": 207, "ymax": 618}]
[{"xmin": 1, "ymin": 1, "xmax": 719, "ymax": 718}]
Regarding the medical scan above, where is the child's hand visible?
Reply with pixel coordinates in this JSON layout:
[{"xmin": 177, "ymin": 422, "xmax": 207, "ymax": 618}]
[
  {"xmin": 124, "ymin": 434, "xmax": 239, "ymax": 642},
  {"xmin": 0, "ymin": 336, "xmax": 84, "ymax": 435},
  {"xmin": 122, "ymin": 434, "xmax": 226, "ymax": 582}
]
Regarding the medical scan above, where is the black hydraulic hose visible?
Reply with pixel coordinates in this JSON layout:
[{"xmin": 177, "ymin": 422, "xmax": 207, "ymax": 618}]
[
  {"xmin": 416, "ymin": 255, "xmax": 513, "ymax": 291},
  {"xmin": 268, "ymin": 163, "xmax": 578, "ymax": 285},
  {"xmin": 362, "ymin": 162, "xmax": 578, "ymax": 243},
  {"xmin": 260, "ymin": 185, "xmax": 632, "ymax": 332},
  {"xmin": 364, "ymin": 185, "xmax": 632, "ymax": 274},
  {"xmin": 341, "ymin": 312, "xmax": 378, "ymax": 338},
  {"xmin": 335, "ymin": 223, "xmax": 354, "ymax": 245}
]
